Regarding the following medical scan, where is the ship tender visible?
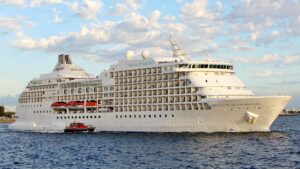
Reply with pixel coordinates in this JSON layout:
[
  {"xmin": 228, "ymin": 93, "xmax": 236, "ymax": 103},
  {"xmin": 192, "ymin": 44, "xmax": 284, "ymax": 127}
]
[{"xmin": 9, "ymin": 38, "xmax": 291, "ymax": 132}]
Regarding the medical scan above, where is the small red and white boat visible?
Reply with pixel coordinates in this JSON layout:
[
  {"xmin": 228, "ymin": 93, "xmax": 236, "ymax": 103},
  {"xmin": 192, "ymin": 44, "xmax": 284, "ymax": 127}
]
[
  {"xmin": 64, "ymin": 122, "xmax": 95, "ymax": 133},
  {"xmin": 51, "ymin": 102, "xmax": 69, "ymax": 109}
]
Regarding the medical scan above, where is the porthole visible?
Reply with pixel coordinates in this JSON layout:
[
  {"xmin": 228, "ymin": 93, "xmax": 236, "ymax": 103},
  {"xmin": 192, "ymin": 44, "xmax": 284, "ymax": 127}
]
[
  {"xmin": 154, "ymin": 115, "xmax": 156, "ymax": 118},
  {"xmin": 165, "ymin": 114, "xmax": 167, "ymax": 118},
  {"xmin": 125, "ymin": 115, "xmax": 127, "ymax": 118},
  {"xmin": 134, "ymin": 115, "xmax": 136, "ymax": 118},
  {"xmin": 116, "ymin": 115, "xmax": 118, "ymax": 118},
  {"xmin": 98, "ymin": 116, "xmax": 101, "ymax": 118},
  {"xmin": 82, "ymin": 116, "xmax": 85, "ymax": 119},
  {"xmin": 86, "ymin": 116, "xmax": 89, "ymax": 119},
  {"xmin": 139, "ymin": 115, "xmax": 141, "ymax": 118},
  {"xmin": 79, "ymin": 116, "xmax": 81, "ymax": 119},
  {"xmin": 172, "ymin": 114, "xmax": 174, "ymax": 118},
  {"xmin": 64, "ymin": 117, "xmax": 66, "ymax": 119},
  {"xmin": 129, "ymin": 115, "xmax": 131, "ymax": 118},
  {"xmin": 75, "ymin": 116, "xmax": 77, "ymax": 119},
  {"xmin": 60, "ymin": 117, "xmax": 63, "ymax": 119},
  {"xmin": 159, "ymin": 115, "xmax": 162, "ymax": 118},
  {"xmin": 94, "ymin": 116, "xmax": 97, "ymax": 118},
  {"xmin": 149, "ymin": 115, "xmax": 151, "ymax": 118},
  {"xmin": 144, "ymin": 115, "xmax": 146, "ymax": 118},
  {"xmin": 57, "ymin": 117, "xmax": 59, "ymax": 119}
]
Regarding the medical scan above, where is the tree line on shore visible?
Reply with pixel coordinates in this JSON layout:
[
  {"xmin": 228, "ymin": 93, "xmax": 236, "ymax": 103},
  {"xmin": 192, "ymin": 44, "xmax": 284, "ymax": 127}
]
[{"xmin": 0, "ymin": 106, "xmax": 15, "ymax": 118}]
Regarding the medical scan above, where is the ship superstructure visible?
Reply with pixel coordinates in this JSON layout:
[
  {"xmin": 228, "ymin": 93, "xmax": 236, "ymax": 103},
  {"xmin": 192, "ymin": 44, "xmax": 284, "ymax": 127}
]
[{"xmin": 10, "ymin": 38, "xmax": 291, "ymax": 132}]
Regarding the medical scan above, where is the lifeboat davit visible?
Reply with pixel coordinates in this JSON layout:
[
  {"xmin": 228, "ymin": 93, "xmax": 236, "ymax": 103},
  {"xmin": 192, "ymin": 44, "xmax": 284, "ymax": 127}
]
[
  {"xmin": 51, "ymin": 102, "xmax": 68, "ymax": 109},
  {"xmin": 69, "ymin": 101, "xmax": 84, "ymax": 109},
  {"xmin": 86, "ymin": 101, "xmax": 97, "ymax": 107},
  {"xmin": 64, "ymin": 122, "xmax": 95, "ymax": 133}
]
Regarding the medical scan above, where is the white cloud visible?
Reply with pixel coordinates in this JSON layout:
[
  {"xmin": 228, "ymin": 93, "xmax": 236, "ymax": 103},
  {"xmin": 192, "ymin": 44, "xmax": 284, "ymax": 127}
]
[
  {"xmin": 126, "ymin": 0, "xmax": 141, "ymax": 11},
  {"xmin": 70, "ymin": 0, "xmax": 103, "ymax": 19},
  {"xmin": 283, "ymin": 55, "xmax": 300, "ymax": 64},
  {"xmin": 30, "ymin": 0, "xmax": 63, "ymax": 7},
  {"xmin": 252, "ymin": 70, "xmax": 283, "ymax": 78},
  {"xmin": 162, "ymin": 16, "xmax": 176, "ymax": 22},
  {"xmin": 260, "ymin": 54, "xmax": 279, "ymax": 64},
  {"xmin": 250, "ymin": 32, "xmax": 260, "ymax": 41},
  {"xmin": 109, "ymin": 3, "xmax": 127, "ymax": 16},
  {"xmin": 53, "ymin": 8, "xmax": 62, "ymax": 23},
  {"xmin": 236, "ymin": 54, "xmax": 300, "ymax": 65},
  {"xmin": 228, "ymin": 0, "xmax": 300, "ymax": 38},
  {"xmin": 0, "ymin": 0, "xmax": 25, "ymax": 6},
  {"xmin": 0, "ymin": 16, "xmax": 35, "ymax": 34},
  {"xmin": 181, "ymin": 0, "xmax": 215, "ymax": 20},
  {"xmin": 11, "ymin": 10, "xmax": 187, "ymax": 61}
]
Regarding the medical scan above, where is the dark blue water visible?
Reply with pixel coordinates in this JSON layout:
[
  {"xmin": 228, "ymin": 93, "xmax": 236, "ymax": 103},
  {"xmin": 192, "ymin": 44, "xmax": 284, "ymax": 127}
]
[{"xmin": 0, "ymin": 116, "xmax": 300, "ymax": 169}]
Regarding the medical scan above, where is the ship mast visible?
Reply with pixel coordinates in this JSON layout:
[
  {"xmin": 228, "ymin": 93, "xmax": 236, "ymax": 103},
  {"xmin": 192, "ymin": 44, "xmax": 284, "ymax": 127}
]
[{"xmin": 169, "ymin": 36, "xmax": 189, "ymax": 61}]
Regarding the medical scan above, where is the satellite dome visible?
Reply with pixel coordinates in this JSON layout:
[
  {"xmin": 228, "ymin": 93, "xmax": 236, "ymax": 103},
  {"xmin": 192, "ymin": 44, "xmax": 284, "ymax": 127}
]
[
  {"xmin": 141, "ymin": 50, "xmax": 150, "ymax": 59},
  {"xmin": 125, "ymin": 50, "xmax": 134, "ymax": 60}
]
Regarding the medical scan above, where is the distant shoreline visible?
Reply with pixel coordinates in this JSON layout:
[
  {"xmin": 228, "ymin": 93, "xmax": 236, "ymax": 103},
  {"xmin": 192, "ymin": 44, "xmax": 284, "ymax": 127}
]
[{"xmin": 0, "ymin": 119, "xmax": 15, "ymax": 124}]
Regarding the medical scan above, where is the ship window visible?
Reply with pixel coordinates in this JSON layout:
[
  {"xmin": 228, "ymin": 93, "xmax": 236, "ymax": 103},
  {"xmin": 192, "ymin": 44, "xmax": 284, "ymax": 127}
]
[
  {"xmin": 125, "ymin": 115, "xmax": 127, "ymax": 118},
  {"xmin": 75, "ymin": 116, "xmax": 77, "ymax": 119},
  {"xmin": 82, "ymin": 116, "xmax": 85, "ymax": 119},
  {"xmin": 129, "ymin": 115, "xmax": 131, "ymax": 118},
  {"xmin": 149, "ymin": 115, "xmax": 151, "ymax": 118},
  {"xmin": 172, "ymin": 114, "xmax": 174, "ymax": 118},
  {"xmin": 116, "ymin": 115, "xmax": 118, "ymax": 118},
  {"xmin": 159, "ymin": 114, "xmax": 162, "ymax": 118},
  {"xmin": 98, "ymin": 116, "xmax": 101, "ymax": 118},
  {"xmin": 86, "ymin": 116, "xmax": 88, "ymax": 119},
  {"xmin": 90, "ymin": 116, "xmax": 93, "ymax": 118},
  {"xmin": 60, "ymin": 117, "xmax": 63, "ymax": 119},
  {"xmin": 134, "ymin": 115, "xmax": 136, "ymax": 118},
  {"xmin": 139, "ymin": 115, "xmax": 141, "ymax": 118},
  {"xmin": 165, "ymin": 114, "xmax": 167, "ymax": 118},
  {"xmin": 120, "ymin": 115, "xmax": 122, "ymax": 118},
  {"xmin": 57, "ymin": 117, "xmax": 59, "ymax": 119},
  {"xmin": 64, "ymin": 117, "xmax": 66, "ymax": 119},
  {"xmin": 144, "ymin": 115, "xmax": 146, "ymax": 118},
  {"xmin": 154, "ymin": 115, "xmax": 156, "ymax": 118}
]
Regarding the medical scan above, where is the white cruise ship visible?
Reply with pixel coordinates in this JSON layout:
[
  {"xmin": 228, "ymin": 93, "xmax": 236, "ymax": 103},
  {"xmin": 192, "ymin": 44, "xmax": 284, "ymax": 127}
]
[{"xmin": 9, "ymin": 38, "xmax": 291, "ymax": 132}]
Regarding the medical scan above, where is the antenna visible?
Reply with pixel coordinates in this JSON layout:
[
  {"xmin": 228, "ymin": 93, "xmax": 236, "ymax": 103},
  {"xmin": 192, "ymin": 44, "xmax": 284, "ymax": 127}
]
[{"xmin": 169, "ymin": 35, "xmax": 189, "ymax": 60}]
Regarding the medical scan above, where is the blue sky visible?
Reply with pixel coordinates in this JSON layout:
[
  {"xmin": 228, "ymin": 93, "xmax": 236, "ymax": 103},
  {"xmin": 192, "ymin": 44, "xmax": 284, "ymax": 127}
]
[{"xmin": 0, "ymin": 0, "xmax": 299, "ymax": 108}]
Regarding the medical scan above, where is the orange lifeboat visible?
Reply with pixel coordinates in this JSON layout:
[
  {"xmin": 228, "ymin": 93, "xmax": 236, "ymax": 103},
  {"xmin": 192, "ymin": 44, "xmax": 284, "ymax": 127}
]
[
  {"xmin": 86, "ymin": 101, "xmax": 97, "ymax": 107},
  {"xmin": 51, "ymin": 102, "xmax": 68, "ymax": 109},
  {"xmin": 69, "ymin": 101, "xmax": 84, "ymax": 109}
]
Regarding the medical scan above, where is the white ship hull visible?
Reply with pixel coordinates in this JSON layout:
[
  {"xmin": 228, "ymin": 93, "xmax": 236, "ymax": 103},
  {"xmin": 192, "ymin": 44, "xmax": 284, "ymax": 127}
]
[{"xmin": 9, "ymin": 96, "xmax": 290, "ymax": 133}]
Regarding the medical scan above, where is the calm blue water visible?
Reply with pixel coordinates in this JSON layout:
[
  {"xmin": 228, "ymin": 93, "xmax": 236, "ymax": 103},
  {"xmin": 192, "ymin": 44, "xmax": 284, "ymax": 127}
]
[{"xmin": 0, "ymin": 116, "xmax": 300, "ymax": 169}]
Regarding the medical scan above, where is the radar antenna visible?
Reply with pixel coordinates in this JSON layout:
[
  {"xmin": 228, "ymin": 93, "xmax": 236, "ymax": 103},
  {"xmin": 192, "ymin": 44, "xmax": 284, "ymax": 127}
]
[{"xmin": 169, "ymin": 36, "xmax": 189, "ymax": 61}]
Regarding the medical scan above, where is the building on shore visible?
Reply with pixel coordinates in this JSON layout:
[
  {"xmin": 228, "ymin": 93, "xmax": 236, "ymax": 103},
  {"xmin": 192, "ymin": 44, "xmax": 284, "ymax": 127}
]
[{"xmin": 280, "ymin": 108, "xmax": 300, "ymax": 116}]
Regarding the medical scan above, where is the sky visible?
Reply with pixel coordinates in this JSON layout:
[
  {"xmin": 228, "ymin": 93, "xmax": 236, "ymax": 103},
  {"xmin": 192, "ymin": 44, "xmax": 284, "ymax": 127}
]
[{"xmin": 0, "ymin": 0, "xmax": 299, "ymax": 108}]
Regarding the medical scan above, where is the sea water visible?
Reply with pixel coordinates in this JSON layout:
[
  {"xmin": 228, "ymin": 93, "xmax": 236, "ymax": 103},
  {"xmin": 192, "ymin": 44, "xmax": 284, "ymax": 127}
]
[{"xmin": 0, "ymin": 116, "xmax": 299, "ymax": 169}]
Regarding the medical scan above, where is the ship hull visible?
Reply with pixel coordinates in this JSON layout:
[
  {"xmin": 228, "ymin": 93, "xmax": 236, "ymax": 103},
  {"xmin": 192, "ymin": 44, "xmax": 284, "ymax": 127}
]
[{"xmin": 9, "ymin": 96, "xmax": 290, "ymax": 133}]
